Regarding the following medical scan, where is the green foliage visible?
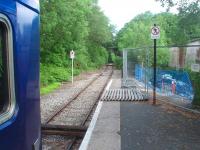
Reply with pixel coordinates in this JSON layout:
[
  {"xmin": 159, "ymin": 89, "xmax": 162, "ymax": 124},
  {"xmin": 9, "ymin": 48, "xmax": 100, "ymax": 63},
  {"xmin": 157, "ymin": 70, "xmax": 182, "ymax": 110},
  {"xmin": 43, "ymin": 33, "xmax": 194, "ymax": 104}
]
[
  {"xmin": 111, "ymin": 53, "xmax": 122, "ymax": 69},
  {"xmin": 40, "ymin": 0, "xmax": 114, "ymax": 93},
  {"xmin": 188, "ymin": 71, "xmax": 200, "ymax": 105},
  {"xmin": 156, "ymin": 0, "xmax": 200, "ymax": 44},
  {"xmin": 156, "ymin": 0, "xmax": 199, "ymax": 11},
  {"xmin": 116, "ymin": 11, "xmax": 177, "ymax": 49},
  {"xmin": 41, "ymin": 0, "xmax": 90, "ymax": 65},
  {"xmin": 87, "ymin": 6, "xmax": 113, "ymax": 46},
  {"xmin": 40, "ymin": 64, "xmax": 71, "ymax": 86},
  {"xmin": 40, "ymin": 82, "xmax": 61, "ymax": 95},
  {"xmin": 86, "ymin": 5, "xmax": 112, "ymax": 68},
  {"xmin": 116, "ymin": 12, "xmax": 172, "ymax": 67},
  {"xmin": 41, "ymin": 0, "xmax": 112, "ymax": 69},
  {"xmin": 177, "ymin": 2, "xmax": 200, "ymax": 42},
  {"xmin": 116, "ymin": 12, "xmax": 152, "ymax": 50},
  {"xmin": 88, "ymin": 44, "xmax": 109, "ymax": 67}
]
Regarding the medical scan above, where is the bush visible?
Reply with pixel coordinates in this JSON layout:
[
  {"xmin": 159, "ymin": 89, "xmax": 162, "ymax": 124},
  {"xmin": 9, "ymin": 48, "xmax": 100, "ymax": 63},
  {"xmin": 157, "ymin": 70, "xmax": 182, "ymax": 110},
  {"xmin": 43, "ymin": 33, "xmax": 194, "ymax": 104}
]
[
  {"xmin": 188, "ymin": 71, "xmax": 200, "ymax": 106},
  {"xmin": 74, "ymin": 51, "xmax": 91, "ymax": 70},
  {"xmin": 111, "ymin": 53, "xmax": 122, "ymax": 69},
  {"xmin": 40, "ymin": 64, "xmax": 71, "ymax": 86},
  {"xmin": 40, "ymin": 82, "xmax": 61, "ymax": 95},
  {"xmin": 88, "ymin": 44, "xmax": 109, "ymax": 68}
]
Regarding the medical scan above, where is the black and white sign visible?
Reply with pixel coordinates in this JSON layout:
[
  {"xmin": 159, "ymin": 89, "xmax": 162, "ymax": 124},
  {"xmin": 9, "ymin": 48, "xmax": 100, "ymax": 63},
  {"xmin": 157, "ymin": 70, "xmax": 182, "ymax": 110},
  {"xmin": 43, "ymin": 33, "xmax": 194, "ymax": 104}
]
[
  {"xmin": 191, "ymin": 64, "xmax": 200, "ymax": 72},
  {"xmin": 151, "ymin": 26, "xmax": 160, "ymax": 39},
  {"xmin": 70, "ymin": 50, "xmax": 75, "ymax": 59}
]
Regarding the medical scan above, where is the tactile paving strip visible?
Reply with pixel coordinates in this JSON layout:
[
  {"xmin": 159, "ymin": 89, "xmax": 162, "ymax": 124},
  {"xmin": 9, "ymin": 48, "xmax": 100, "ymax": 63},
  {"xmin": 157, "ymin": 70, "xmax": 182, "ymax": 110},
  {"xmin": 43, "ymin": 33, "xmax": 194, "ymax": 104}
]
[{"xmin": 101, "ymin": 89, "xmax": 148, "ymax": 101}]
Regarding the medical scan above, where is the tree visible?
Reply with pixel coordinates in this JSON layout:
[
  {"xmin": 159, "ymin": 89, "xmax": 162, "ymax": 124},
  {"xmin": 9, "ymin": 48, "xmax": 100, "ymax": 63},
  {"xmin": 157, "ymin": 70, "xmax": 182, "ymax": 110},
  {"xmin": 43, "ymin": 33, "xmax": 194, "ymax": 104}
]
[
  {"xmin": 40, "ymin": 0, "xmax": 114, "ymax": 86},
  {"xmin": 86, "ymin": 5, "xmax": 113, "ymax": 66},
  {"xmin": 155, "ymin": 0, "xmax": 199, "ymax": 11},
  {"xmin": 156, "ymin": 0, "xmax": 200, "ymax": 44},
  {"xmin": 116, "ymin": 12, "xmax": 173, "ymax": 67}
]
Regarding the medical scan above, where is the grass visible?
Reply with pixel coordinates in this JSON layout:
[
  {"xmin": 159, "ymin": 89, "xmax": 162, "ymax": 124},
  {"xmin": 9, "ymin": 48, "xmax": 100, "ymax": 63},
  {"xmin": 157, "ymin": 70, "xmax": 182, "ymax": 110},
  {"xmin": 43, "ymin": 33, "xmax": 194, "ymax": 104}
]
[
  {"xmin": 40, "ymin": 82, "xmax": 61, "ymax": 95},
  {"xmin": 39, "ymin": 65, "xmax": 104, "ymax": 95}
]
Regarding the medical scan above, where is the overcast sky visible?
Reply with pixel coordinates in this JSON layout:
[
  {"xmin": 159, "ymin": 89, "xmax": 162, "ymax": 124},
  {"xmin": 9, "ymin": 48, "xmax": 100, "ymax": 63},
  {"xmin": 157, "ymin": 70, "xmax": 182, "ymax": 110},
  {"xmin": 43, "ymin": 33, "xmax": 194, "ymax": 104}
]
[{"xmin": 98, "ymin": 0, "xmax": 177, "ymax": 30}]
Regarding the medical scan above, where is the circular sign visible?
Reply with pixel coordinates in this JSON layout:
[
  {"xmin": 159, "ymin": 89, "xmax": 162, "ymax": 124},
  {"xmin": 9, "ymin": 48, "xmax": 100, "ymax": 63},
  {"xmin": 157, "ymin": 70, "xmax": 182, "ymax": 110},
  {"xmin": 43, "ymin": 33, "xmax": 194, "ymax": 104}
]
[
  {"xmin": 151, "ymin": 26, "xmax": 160, "ymax": 39},
  {"xmin": 151, "ymin": 26, "xmax": 160, "ymax": 35}
]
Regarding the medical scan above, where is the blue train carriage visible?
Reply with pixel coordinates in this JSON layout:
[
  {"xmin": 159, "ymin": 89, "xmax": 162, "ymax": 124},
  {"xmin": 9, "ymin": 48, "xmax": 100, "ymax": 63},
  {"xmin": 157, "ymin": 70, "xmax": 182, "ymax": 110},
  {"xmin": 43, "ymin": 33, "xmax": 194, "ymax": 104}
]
[{"xmin": 0, "ymin": 0, "xmax": 41, "ymax": 150}]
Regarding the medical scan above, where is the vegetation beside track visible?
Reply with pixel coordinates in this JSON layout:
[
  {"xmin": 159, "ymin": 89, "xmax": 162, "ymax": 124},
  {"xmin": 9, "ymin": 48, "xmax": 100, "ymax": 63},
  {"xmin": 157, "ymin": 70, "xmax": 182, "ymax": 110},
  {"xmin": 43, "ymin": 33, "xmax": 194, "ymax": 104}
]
[
  {"xmin": 40, "ymin": 0, "xmax": 117, "ymax": 94},
  {"xmin": 41, "ymin": 82, "xmax": 61, "ymax": 95},
  {"xmin": 189, "ymin": 71, "xmax": 200, "ymax": 105}
]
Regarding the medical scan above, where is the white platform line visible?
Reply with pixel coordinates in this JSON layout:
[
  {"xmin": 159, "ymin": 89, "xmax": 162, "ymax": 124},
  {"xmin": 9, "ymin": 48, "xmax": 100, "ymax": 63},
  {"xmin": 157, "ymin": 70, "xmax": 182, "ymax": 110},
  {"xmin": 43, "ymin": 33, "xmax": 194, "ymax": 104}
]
[
  {"xmin": 79, "ymin": 79, "xmax": 113, "ymax": 150},
  {"xmin": 106, "ymin": 79, "xmax": 113, "ymax": 91},
  {"xmin": 100, "ymin": 79, "xmax": 113, "ymax": 100},
  {"xmin": 79, "ymin": 101, "xmax": 103, "ymax": 150}
]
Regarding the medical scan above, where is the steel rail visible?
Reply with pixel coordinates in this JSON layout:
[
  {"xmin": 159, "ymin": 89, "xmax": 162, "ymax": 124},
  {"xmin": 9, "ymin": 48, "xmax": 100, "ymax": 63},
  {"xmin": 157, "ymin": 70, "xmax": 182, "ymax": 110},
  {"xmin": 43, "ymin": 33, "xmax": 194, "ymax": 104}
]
[
  {"xmin": 44, "ymin": 66, "xmax": 108, "ymax": 124},
  {"xmin": 41, "ymin": 65, "xmax": 114, "ymax": 149},
  {"xmin": 66, "ymin": 65, "xmax": 114, "ymax": 150},
  {"xmin": 82, "ymin": 66, "xmax": 114, "ymax": 126},
  {"xmin": 41, "ymin": 124, "xmax": 87, "ymax": 137}
]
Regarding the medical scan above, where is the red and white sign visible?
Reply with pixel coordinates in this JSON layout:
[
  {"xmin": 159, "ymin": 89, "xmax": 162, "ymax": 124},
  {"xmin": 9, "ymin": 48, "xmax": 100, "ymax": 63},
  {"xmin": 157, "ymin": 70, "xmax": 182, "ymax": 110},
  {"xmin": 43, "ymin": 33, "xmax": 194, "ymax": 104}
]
[
  {"xmin": 70, "ymin": 50, "xmax": 75, "ymax": 59},
  {"xmin": 151, "ymin": 26, "xmax": 160, "ymax": 39}
]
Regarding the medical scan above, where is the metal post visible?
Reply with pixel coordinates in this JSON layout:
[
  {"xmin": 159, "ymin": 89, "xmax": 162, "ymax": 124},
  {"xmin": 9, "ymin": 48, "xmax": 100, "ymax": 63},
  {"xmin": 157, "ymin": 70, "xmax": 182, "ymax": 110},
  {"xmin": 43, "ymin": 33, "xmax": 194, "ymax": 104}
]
[
  {"xmin": 72, "ymin": 58, "xmax": 74, "ymax": 84},
  {"xmin": 123, "ymin": 49, "xmax": 128, "ymax": 79},
  {"xmin": 144, "ymin": 60, "xmax": 147, "ymax": 94},
  {"xmin": 153, "ymin": 38, "xmax": 157, "ymax": 104},
  {"xmin": 145, "ymin": 49, "xmax": 148, "ymax": 98},
  {"xmin": 147, "ymin": 49, "xmax": 149, "ymax": 97}
]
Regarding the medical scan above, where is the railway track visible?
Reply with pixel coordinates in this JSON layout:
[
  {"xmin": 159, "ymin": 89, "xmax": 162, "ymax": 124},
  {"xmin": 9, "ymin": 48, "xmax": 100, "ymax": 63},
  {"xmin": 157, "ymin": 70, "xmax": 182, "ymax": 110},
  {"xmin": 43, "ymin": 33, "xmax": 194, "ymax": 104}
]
[{"xmin": 42, "ymin": 65, "xmax": 114, "ymax": 150}]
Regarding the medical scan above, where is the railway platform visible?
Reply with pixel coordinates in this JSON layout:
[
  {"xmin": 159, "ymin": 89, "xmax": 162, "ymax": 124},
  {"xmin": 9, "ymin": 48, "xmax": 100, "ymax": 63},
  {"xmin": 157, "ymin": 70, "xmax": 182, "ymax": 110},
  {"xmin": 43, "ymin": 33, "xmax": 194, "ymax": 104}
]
[{"xmin": 79, "ymin": 71, "xmax": 200, "ymax": 150}]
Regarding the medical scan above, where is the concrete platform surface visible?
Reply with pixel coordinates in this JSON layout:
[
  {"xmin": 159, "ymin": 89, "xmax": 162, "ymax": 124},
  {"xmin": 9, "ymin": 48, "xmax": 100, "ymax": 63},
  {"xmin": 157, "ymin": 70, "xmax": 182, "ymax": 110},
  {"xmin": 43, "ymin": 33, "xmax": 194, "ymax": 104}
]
[
  {"xmin": 80, "ymin": 101, "xmax": 200, "ymax": 150},
  {"xmin": 79, "ymin": 71, "xmax": 121, "ymax": 150},
  {"xmin": 86, "ymin": 102, "xmax": 120, "ymax": 150},
  {"xmin": 121, "ymin": 102, "xmax": 200, "ymax": 150}
]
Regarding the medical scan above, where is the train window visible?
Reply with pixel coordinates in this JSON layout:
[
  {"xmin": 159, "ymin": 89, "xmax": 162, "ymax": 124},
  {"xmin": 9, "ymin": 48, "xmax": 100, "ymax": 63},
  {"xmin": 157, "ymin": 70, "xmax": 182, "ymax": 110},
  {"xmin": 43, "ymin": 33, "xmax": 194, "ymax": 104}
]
[{"xmin": 0, "ymin": 14, "xmax": 15, "ymax": 125}]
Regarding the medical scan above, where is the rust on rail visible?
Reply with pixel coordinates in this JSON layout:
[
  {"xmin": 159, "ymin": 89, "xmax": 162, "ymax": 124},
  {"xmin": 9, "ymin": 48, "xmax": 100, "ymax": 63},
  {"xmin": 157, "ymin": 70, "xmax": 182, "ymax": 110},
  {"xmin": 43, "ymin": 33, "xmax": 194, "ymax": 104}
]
[{"xmin": 41, "ymin": 124, "xmax": 87, "ymax": 137}]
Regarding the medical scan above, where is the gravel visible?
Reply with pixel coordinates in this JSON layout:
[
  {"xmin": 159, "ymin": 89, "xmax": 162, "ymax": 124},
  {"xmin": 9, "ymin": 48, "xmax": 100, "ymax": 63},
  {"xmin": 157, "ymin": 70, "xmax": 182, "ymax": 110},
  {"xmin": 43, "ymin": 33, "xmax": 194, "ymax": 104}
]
[
  {"xmin": 41, "ymin": 72, "xmax": 101, "ymax": 123},
  {"xmin": 48, "ymin": 68, "xmax": 112, "ymax": 126},
  {"xmin": 41, "ymin": 66, "xmax": 113, "ymax": 149},
  {"xmin": 42, "ymin": 135, "xmax": 73, "ymax": 150}
]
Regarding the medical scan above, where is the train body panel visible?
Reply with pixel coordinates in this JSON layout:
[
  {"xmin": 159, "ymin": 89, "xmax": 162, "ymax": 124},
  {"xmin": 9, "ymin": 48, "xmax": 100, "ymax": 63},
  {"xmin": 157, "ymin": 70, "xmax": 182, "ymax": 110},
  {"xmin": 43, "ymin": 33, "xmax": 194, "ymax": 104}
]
[
  {"xmin": 17, "ymin": 0, "xmax": 39, "ymax": 13},
  {"xmin": 0, "ymin": 1, "xmax": 40, "ymax": 150},
  {"xmin": 0, "ymin": 1, "xmax": 16, "ymax": 15}
]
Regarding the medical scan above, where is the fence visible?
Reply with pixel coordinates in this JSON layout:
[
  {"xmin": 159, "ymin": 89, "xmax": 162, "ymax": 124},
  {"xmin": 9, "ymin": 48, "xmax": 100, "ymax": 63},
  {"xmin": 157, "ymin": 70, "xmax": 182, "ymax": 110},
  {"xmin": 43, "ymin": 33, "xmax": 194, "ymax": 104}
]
[
  {"xmin": 123, "ymin": 44, "xmax": 200, "ymax": 105},
  {"xmin": 135, "ymin": 64, "xmax": 193, "ymax": 100}
]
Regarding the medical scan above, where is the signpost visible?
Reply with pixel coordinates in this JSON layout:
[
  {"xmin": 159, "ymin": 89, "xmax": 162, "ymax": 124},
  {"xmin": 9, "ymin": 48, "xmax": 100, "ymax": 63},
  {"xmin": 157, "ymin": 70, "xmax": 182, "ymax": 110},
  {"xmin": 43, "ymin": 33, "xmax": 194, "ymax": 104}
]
[
  {"xmin": 151, "ymin": 25, "xmax": 160, "ymax": 39},
  {"xmin": 70, "ymin": 50, "xmax": 75, "ymax": 84},
  {"xmin": 191, "ymin": 64, "xmax": 200, "ymax": 72},
  {"xmin": 151, "ymin": 24, "xmax": 160, "ymax": 105}
]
